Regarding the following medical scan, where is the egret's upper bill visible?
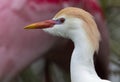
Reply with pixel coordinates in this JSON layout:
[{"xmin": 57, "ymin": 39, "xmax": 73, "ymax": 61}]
[{"xmin": 24, "ymin": 20, "xmax": 56, "ymax": 29}]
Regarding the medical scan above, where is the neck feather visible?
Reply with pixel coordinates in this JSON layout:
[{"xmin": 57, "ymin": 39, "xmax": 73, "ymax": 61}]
[{"xmin": 70, "ymin": 33, "xmax": 100, "ymax": 82}]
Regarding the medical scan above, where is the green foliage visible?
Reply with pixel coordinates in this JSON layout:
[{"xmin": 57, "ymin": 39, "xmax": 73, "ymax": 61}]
[
  {"xmin": 100, "ymin": 0, "xmax": 120, "ymax": 81},
  {"xmin": 20, "ymin": 68, "xmax": 39, "ymax": 82}
]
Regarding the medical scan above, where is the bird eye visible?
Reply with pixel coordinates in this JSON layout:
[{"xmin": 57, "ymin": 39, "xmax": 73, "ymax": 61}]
[
  {"xmin": 59, "ymin": 18, "xmax": 65, "ymax": 23},
  {"xmin": 55, "ymin": 18, "xmax": 65, "ymax": 24}
]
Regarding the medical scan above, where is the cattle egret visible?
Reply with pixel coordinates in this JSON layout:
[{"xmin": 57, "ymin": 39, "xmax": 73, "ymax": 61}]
[{"xmin": 25, "ymin": 7, "xmax": 111, "ymax": 82}]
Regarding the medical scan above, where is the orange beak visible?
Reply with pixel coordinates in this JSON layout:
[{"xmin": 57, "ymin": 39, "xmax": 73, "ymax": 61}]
[{"xmin": 24, "ymin": 20, "xmax": 56, "ymax": 29}]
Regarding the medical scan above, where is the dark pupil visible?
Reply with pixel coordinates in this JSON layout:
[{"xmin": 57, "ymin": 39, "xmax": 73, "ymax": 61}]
[
  {"xmin": 56, "ymin": 18, "xmax": 65, "ymax": 24},
  {"xmin": 59, "ymin": 18, "xmax": 65, "ymax": 23}
]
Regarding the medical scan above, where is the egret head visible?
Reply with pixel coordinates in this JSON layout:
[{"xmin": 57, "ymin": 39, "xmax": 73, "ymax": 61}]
[{"xmin": 25, "ymin": 7, "xmax": 100, "ymax": 51}]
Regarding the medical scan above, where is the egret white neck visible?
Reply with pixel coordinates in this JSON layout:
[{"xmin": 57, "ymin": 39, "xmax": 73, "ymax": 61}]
[
  {"xmin": 70, "ymin": 33, "xmax": 100, "ymax": 82},
  {"xmin": 70, "ymin": 30, "xmax": 110, "ymax": 82}
]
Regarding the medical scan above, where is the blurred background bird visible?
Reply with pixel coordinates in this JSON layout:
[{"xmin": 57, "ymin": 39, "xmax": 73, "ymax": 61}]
[{"xmin": 0, "ymin": 0, "xmax": 119, "ymax": 82}]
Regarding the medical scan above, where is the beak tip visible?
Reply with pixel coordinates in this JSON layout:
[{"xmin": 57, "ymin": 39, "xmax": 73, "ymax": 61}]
[
  {"xmin": 24, "ymin": 26, "xmax": 29, "ymax": 29},
  {"xmin": 24, "ymin": 24, "xmax": 35, "ymax": 29}
]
